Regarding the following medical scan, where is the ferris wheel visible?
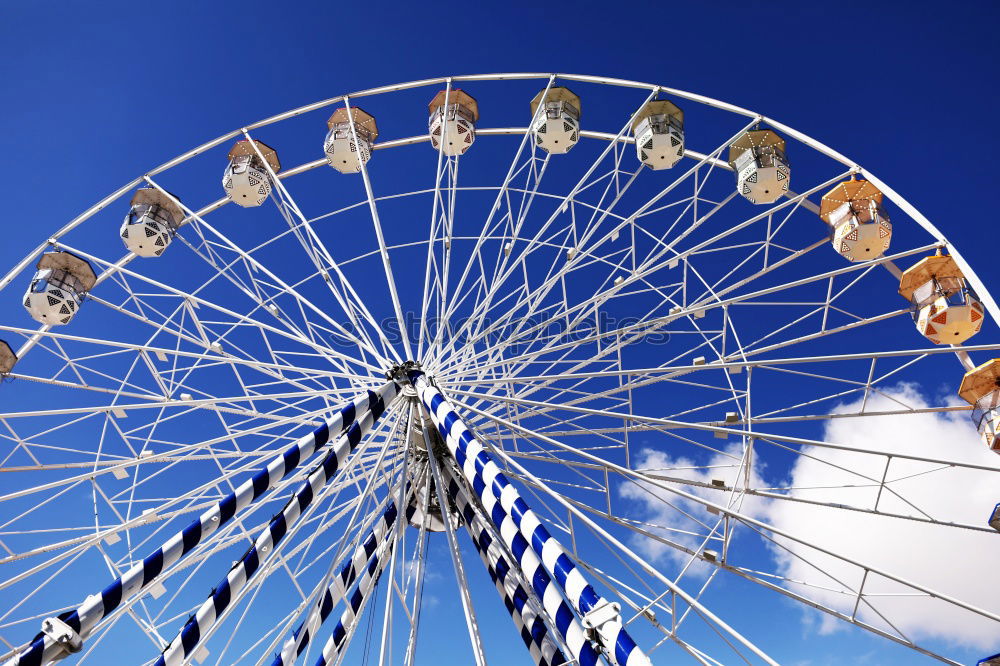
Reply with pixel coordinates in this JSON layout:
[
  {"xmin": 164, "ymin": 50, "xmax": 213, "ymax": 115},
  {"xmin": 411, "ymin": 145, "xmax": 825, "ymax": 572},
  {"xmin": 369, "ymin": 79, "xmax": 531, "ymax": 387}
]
[{"xmin": 1, "ymin": 73, "xmax": 999, "ymax": 666}]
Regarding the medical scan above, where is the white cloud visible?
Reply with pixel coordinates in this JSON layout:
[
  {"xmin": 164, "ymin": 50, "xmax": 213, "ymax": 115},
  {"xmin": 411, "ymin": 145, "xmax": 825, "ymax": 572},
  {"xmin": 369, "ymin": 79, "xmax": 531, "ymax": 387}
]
[
  {"xmin": 765, "ymin": 384, "xmax": 1000, "ymax": 650},
  {"xmin": 620, "ymin": 441, "xmax": 771, "ymax": 576},
  {"xmin": 622, "ymin": 383, "xmax": 1000, "ymax": 651},
  {"xmin": 403, "ymin": 554, "xmax": 442, "ymax": 584}
]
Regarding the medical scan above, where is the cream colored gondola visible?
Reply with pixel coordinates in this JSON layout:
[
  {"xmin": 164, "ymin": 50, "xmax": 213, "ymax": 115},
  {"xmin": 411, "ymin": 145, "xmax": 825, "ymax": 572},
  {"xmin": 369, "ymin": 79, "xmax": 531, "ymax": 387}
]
[
  {"xmin": 325, "ymin": 107, "xmax": 378, "ymax": 174},
  {"xmin": 428, "ymin": 89, "xmax": 478, "ymax": 156},
  {"xmin": 819, "ymin": 177, "xmax": 892, "ymax": 261},
  {"xmin": 222, "ymin": 139, "xmax": 280, "ymax": 207},
  {"xmin": 729, "ymin": 128, "xmax": 790, "ymax": 204},
  {"xmin": 959, "ymin": 358, "xmax": 1000, "ymax": 453},
  {"xmin": 632, "ymin": 99, "xmax": 684, "ymax": 170},
  {"xmin": 120, "ymin": 187, "xmax": 185, "ymax": 257},
  {"xmin": 898, "ymin": 251, "xmax": 983, "ymax": 345},
  {"xmin": 23, "ymin": 251, "xmax": 97, "ymax": 325},
  {"xmin": 529, "ymin": 86, "xmax": 581, "ymax": 155}
]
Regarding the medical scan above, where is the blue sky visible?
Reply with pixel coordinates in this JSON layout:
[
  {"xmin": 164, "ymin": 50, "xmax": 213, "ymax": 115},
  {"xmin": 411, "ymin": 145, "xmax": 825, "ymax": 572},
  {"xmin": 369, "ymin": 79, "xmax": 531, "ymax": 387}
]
[
  {"xmin": 1, "ymin": 2, "xmax": 999, "ymax": 665},
  {"xmin": 1, "ymin": 0, "xmax": 998, "ymax": 283}
]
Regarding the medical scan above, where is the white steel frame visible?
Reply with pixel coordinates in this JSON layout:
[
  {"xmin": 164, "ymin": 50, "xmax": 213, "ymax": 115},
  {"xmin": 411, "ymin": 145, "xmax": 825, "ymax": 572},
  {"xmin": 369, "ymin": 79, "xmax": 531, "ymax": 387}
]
[{"xmin": 0, "ymin": 74, "xmax": 997, "ymax": 666}]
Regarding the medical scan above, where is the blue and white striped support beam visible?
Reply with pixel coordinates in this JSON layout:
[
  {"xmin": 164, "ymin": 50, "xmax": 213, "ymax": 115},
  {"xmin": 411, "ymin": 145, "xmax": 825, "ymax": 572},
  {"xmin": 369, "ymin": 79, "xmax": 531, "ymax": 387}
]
[
  {"xmin": 409, "ymin": 371, "xmax": 650, "ymax": 666},
  {"xmin": 444, "ymin": 464, "xmax": 572, "ymax": 666},
  {"xmin": 271, "ymin": 496, "xmax": 417, "ymax": 666},
  {"xmin": 313, "ymin": 523, "xmax": 397, "ymax": 666},
  {"xmin": 153, "ymin": 400, "xmax": 395, "ymax": 666},
  {"xmin": 6, "ymin": 382, "xmax": 400, "ymax": 666}
]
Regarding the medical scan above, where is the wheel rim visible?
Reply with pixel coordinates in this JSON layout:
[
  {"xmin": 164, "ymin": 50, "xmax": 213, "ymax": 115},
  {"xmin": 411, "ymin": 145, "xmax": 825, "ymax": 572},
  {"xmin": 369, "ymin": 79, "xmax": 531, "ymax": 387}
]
[{"xmin": 0, "ymin": 73, "xmax": 998, "ymax": 666}]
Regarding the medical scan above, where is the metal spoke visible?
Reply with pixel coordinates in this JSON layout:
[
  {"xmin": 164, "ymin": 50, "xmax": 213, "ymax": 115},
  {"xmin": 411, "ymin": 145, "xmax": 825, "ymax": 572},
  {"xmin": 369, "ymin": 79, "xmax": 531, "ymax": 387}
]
[{"xmin": 1, "ymin": 73, "xmax": 996, "ymax": 666}]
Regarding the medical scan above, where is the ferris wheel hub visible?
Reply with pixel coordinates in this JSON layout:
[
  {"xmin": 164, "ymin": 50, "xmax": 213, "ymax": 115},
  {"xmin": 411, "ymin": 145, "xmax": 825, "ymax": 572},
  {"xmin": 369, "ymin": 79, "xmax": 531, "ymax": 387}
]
[{"xmin": 386, "ymin": 360, "xmax": 424, "ymax": 384}]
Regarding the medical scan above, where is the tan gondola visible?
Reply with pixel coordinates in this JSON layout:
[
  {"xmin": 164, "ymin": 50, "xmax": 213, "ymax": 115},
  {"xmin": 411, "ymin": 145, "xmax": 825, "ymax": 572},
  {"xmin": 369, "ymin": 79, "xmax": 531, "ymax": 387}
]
[
  {"xmin": 632, "ymin": 100, "xmax": 684, "ymax": 170},
  {"xmin": 23, "ymin": 251, "xmax": 97, "ymax": 326},
  {"xmin": 958, "ymin": 358, "xmax": 1000, "ymax": 453},
  {"xmin": 222, "ymin": 139, "xmax": 281, "ymax": 208},
  {"xmin": 120, "ymin": 188, "xmax": 185, "ymax": 258},
  {"xmin": 428, "ymin": 89, "xmax": 478, "ymax": 156},
  {"xmin": 325, "ymin": 107, "xmax": 378, "ymax": 174},
  {"xmin": 0, "ymin": 340, "xmax": 16, "ymax": 375},
  {"xmin": 529, "ymin": 87, "xmax": 581, "ymax": 155},
  {"xmin": 898, "ymin": 251, "xmax": 983, "ymax": 344},
  {"xmin": 819, "ymin": 177, "xmax": 892, "ymax": 262},
  {"xmin": 728, "ymin": 129, "xmax": 790, "ymax": 204}
]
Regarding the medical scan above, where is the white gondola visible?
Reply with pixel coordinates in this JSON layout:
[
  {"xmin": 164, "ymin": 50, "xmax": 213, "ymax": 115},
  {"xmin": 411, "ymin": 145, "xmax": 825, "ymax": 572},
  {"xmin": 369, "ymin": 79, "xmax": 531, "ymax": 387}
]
[
  {"xmin": 529, "ymin": 86, "xmax": 581, "ymax": 154},
  {"xmin": 428, "ymin": 89, "xmax": 478, "ymax": 156},
  {"xmin": 959, "ymin": 358, "xmax": 1000, "ymax": 453},
  {"xmin": 222, "ymin": 140, "xmax": 280, "ymax": 207},
  {"xmin": 120, "ymin": 188, "xmax": 184, "ymax": 257},
  {"xmin": 324, "ymin": 107, "xmax": 378, "ymax": 174},
  {"xmin": 0, "ymin": 340, "xmax": 16, "ymax": 375},
  {"xmin": 632, "ymin": 99, "xmax": 685, "ymax": 170},
  {"xmin": 23, "ymin": 251, "xmax": 96, "ymax": 326},
  {"xmin": 819, "ymin": 177, "xmax": 892, "ymax": 261},
  {"xmin": 899, "ymin": 251, "xmax": 984, "ymax": 345},
  {"xmin": 728, "ymin": 129, "xmax": 790, "ymax": 204}
]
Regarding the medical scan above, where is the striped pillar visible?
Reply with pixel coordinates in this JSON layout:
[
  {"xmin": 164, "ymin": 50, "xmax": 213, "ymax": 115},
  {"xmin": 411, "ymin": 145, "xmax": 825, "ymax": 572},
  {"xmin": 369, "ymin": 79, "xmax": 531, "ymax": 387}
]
[
  {"xmin": 410, "ymin": 371, "xmax": 650, "ymax": 666},
  {"xmin": 7, "ymin": 382, "xmax": 399, "ymax": 666},
  {"xmin": 153, "ymin": 400, "xmax": 394, "ymax": 666},
  {"xmin": 272, "ymin": 497, "xmax": 416, "ymax": 666},
  {"xmin": 313, "ymin": 524, "xmax": 397, "ymax": 666},
  {"xmin": 443, "ymin": 464, "xmax": 573, "ymax": 666}
]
